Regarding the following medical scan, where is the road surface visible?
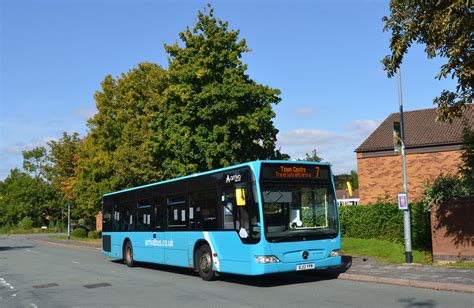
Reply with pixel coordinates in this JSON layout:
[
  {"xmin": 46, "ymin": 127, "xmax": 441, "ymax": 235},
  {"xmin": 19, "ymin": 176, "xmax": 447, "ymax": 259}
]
[{"xmin": 1, "ymin": 235, "xmax": 473, "ymax": 307}]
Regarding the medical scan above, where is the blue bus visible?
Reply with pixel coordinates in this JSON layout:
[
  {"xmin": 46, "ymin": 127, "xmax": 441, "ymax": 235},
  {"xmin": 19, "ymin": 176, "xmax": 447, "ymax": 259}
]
[{"xmin": 102, "ymin": 160, "xmax": 341, "ymax": 280}]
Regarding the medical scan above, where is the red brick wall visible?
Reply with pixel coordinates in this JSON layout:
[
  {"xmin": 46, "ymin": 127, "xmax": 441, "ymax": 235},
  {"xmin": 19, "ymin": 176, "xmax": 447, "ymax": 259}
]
[
  {"xmin": 431, "ymin": 198, "xmax": 474, "ymax": 262},
  {"xmin": 96, "ymin": 211, "xmax": 102, "ymax": 232},
  {"xmin": 357, "ymin": 150, "xmax": 461, "ymax": 204}
]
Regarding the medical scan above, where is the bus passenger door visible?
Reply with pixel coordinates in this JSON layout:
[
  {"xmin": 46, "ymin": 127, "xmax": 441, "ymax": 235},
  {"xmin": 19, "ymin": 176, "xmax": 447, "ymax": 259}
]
[{"xmin": 221, "ymin": 185, "xmax": 250, "ymax": 238}]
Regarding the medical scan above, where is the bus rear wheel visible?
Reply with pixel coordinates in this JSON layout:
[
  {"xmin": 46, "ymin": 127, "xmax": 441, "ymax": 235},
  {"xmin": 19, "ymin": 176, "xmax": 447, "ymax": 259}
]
[
  {"xmin": 124, "ymin": 241, "xmax": 135, "ymax": 267},
  {"xmin": 197, "ymin": 245, "xmax": 216, "ymax": 281}
]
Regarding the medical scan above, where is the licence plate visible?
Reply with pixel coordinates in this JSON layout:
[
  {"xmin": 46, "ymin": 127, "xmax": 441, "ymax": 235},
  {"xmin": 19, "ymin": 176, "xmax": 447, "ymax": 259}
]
[{"xmin": 296, "ymin": 263, "xmax": 315, "ymax": 271}]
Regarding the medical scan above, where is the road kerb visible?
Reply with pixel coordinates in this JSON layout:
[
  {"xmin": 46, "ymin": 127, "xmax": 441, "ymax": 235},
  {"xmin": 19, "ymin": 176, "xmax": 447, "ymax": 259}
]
[{"xmin": 338, "ymin": 273, "xmax": 474, "ymax": 293}]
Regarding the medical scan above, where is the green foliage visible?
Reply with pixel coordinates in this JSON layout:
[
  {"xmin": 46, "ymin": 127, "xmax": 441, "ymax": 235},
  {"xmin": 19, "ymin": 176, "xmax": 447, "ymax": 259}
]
[
  {"xmin": 75, "ymin": 62, "xmax": 168, "ymax": 220},
  {"xmin": 17, "ymin": 217, "xmax": 33, "ymax": 230},
  {"xmin": 0, "ymin": 168, "xmax": 62, "ymax": 227},
  {"xmin": 459, "ymin": 121, "xmax": 474, "ymax": 186},
  {"xmin": 71, "ymin": 227, "xmax": 88, "ymax": 238},
  {"xmin": 47, "ymin": 132, "xmax": 81, "ymax": 200},
  {"xmin": 335, "ymin": 170, "xmax": 358, "ymax": 190},
  {"xmin": 87, "ymin": 230, "xmax": 101, "ymax": 239},
  {"xmin": 155, "ymin": 5, "xmax": 282, "ymax": 178},
  {"xmin": 339, "ymin": 203, "xmax": 431, "ymax": 250},
  {"xmin": 382, "ymin": 1, "xmax": 472, "ymax": 122},
  {"xmin": 22, "ymin": 146, "xmax": 48, "ymax": 179},
  {"xmin": 297, "ymin": 149, "xmax": 323, "ymax": 162},
  {"xmin": 422, "ymin": 174, "xmax": 472, "ymax": 209},
  {"xmin": 73, "ymin": 6, "xmax": 284, "ymax": 221}
]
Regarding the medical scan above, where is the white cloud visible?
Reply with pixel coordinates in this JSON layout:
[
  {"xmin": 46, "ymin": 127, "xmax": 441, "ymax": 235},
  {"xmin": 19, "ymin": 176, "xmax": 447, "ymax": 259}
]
[
  {"xmin": 75, "ymin": 106, "xmax": 96, "ymax": 120},
  {"xmin": 278, "ymin": 128, "xmax": 342, "ymax": 146},
  {"xmin": 277, "ymin": 119, "xmax": 381, "ymax": 174},
  {"xmin": 345, "ymin": 119, "xmax": 380, "ymax": 136},
  {"xmin": 294, "ymin": 107, "xmax": 314, "ymax": 117},
  {"xmin": 0, "ymin": 137, "xmax": 59, "ymax": 179}
]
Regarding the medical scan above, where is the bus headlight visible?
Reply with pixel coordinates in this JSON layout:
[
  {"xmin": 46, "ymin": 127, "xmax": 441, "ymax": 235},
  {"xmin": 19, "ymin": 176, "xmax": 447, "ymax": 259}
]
[
  {"xmin": 329, "ymin": 249, "xmax": 341, "ymax": 257},
  {"xmin": 255, "ymin": 255, "xmax": 280, "ymax": 264}
]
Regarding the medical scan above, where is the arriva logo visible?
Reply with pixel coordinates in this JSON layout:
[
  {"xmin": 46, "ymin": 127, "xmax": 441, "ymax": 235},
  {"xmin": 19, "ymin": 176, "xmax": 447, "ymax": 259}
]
[
  {"xmin": 144, "ymin": 238, "xmax": 174, "ymax": 247},
  {"xmin": 226, "ymin": 174, "xmax": 241, "ymax": 184}
]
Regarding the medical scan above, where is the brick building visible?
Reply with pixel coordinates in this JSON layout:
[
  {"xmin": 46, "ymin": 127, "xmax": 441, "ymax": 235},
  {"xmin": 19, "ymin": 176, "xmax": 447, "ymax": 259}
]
[{"xmin": 355, "ymin": 106, "xmax": 473, "ymax": 205}]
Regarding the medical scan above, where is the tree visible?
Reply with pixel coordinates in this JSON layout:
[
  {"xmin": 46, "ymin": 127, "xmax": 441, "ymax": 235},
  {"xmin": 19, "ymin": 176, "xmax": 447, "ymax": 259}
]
[
  {"xmin": 459, "ymin": 121, "xmax": 474, "ymax": 189},
  {"xmin": 335, "ymin": 170, "xmax": 359, "ymax": 190},
  {"xmin": 382, "ymin": 1, "xmax": 472, "ymax": 122},
  {"xmin": 0, "ymin": 168, "xmax": 61, "ymax": 227},
  {"xmin": 297, "ymin": 149, "xmax": 323, "ymax": 162},
  {"xmin": 47, "ymin": 132, "xmax": 81, "ymax": 200},
  {"xmin": 74, "ymin": 62, "xmax": 168, "ymax": 220},
  {"xmin": 73, "ymin": 6, "xmax": 285, "ymax": 221},
  {"xmin": 154, "ymin": 5, "xmax": 282, "ymax": 178},
  {"xmin": 22, "ymin": 146, "xmax": 48, "ymax": 179}
]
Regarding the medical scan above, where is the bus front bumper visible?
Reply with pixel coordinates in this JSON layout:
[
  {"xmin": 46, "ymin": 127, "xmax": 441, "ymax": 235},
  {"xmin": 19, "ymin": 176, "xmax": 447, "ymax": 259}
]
[{"xmin": 251, "ymin": 255, "xmax": 342, "ymax": 275}]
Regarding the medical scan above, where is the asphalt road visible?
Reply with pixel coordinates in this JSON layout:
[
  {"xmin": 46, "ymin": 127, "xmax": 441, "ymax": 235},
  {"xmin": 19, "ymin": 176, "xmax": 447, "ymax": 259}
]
[{"xmin": 1, "ymin": 235, "xmax": 473, "ymax": 308}]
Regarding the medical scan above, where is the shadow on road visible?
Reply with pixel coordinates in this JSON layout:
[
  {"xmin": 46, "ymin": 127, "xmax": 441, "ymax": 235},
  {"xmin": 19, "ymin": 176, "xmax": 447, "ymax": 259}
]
[
  {"xmin": 112, "ymin": 255, "xmax": 354, "ymax": 288},
  {"xmin": 0, "ymin": 245, "xmax": 35, "ymax": 251},
  {"xmin": 399, "ymin": 297, "xmax": 436, "ymax": 308}
]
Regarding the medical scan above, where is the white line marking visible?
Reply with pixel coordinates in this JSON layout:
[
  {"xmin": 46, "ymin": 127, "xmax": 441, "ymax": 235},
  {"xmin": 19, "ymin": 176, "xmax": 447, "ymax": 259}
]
[
  {"xmin": 72, "ymin": 261, "xmax": 79, "ymax": 264},
  {"xmin": 29, "ymin": 303, "xmax": 38, "ymax": 308}
]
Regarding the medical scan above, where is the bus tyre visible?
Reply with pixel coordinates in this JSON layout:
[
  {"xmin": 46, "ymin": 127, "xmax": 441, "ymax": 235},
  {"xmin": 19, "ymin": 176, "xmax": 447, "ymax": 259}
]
[
  {"xmin": 124, "ymin": 241, "xmax": 135, "ymax": 267},
  {"xmin": 197, "ymin": 245, "xmax": 216, "ymax": 281}
]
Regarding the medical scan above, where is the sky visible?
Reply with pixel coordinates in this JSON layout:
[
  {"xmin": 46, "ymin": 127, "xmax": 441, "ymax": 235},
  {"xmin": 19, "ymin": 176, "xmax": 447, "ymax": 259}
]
[{"xmin": 0, "ymin": 0, "xmax": 457, "ymax": 179}]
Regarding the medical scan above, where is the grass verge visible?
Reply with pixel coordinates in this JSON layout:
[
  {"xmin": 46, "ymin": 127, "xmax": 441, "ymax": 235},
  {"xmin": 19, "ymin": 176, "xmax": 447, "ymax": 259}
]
[
  {"xmin": 0, "ymin": 228, "xmax": 63, "ymax": 235},
  {"xmin": 342, "ymin": 237, "xmax": 432, "ymax": 264},
  {"xmin": 434, "ymin": 261, "xmax": 474, "ymax": 268},
  {"xmin": 49, "ymin": 235, "xmax": 101, "ymax": 244}
]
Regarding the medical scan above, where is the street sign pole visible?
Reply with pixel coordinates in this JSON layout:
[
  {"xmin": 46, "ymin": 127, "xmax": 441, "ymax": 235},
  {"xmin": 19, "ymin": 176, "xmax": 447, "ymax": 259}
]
[{"xmin": 397, "ymin": 67, "xmax": 413, "ymax": 263}]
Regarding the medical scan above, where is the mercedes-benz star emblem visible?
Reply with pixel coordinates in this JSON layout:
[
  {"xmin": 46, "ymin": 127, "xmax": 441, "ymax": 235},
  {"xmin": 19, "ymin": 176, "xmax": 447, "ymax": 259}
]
[{"xmin": 302, "ymin": 251, "xmax": 309, "ymax": 260}]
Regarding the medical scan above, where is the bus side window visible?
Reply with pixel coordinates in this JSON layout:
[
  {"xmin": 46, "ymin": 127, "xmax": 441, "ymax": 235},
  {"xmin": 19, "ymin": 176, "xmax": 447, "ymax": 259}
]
[
  {"xmin": 120, "ymin": 202, "xmax": 136, "ymax": 231},
  {"xmin": 155, "ymin": 204, "xmax": 164, "ymax": 231},
  {"xmin": 221, "ymin": 188, "xmax": 235, "ymax": 230},
  {"xmin": 113, "ymin": 203, "xmax": 120, "ymax": 231},
  {"xmin": 167, "ymin": 194, "xmax": 187, "ymax": 231},
  {"xmin": 102, "ymin": 198, "xmax": 113, "ymax": 232},
  {"xmin": 136, "ymin": 200, "xmax": 152, "ymax": 231},
  {"xmin": 153, "ymin": 187, "xmax": 164, "ymax": 231},
  {"xmin": 189, "ymin": 190, "xmax": 217, "ymax": 231}
]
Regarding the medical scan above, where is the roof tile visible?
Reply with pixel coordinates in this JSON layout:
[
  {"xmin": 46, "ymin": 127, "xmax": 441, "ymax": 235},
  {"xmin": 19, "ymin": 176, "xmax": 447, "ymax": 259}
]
[{"xmin": 355, "ymin": 105, "xmax": 473, "ymax": 152}]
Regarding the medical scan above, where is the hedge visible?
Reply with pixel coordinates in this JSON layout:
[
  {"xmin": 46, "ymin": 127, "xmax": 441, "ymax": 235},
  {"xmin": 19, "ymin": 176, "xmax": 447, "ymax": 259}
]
[
  {"xmin": 71, "ymin": 228, "xmax": 88, "ymax": 238},
  {"xmin": 87, "ymin": 230, "xmax": 101, "ymax": 239},
  {"xmin": 339, "ymin": 203, "xmax": 431, "ymax": 250}
]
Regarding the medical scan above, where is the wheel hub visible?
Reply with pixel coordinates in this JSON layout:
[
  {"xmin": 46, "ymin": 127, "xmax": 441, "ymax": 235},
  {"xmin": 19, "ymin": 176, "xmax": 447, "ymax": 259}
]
[{"xmin": 199, "ymin": 253, "xmax": 211, "ymax": 273}]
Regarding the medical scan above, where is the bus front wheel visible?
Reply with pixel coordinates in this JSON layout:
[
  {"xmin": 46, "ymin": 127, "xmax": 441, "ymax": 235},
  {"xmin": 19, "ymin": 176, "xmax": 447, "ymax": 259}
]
[
  {"xmin": 197, "ymin": 245, "xmax": 216, "ymax": 281},
  {"xmin": 124, "ymin": 241, "xmax": 135, "ymax": 267}
]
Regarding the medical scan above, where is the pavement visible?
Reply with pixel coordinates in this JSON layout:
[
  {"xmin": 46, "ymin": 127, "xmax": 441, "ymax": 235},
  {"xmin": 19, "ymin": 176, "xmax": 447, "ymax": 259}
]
[
  {"xmin": 337, "ymin": 255, "xmax": 474, "ymax": 293},
  {"xmin": 29, "ymin": 234, "xmax": 474, "ymax": 293}
]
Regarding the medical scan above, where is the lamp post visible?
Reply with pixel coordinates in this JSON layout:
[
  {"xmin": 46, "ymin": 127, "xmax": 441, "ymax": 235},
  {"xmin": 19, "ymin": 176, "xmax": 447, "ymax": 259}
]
[
  {"xmin": 67, "ymin": 198, "xmax": 71, "ymax": 239},
  {"xmin": 397, "ymin": 67, "xmax": 413, "ymax": 264}
]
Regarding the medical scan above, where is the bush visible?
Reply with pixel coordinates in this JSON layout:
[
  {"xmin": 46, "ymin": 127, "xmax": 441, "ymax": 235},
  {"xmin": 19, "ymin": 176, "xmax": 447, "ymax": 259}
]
[
  {"xmin": 71, "ymin": 227, "xmax": 88, "ymax": 238},
  {"xmin": 17, "ymin": 217, "xmax": 33, "ymax": 230},
  {"xmin": 339, "ymin": 203, "xmax": 431, "ymax": 250},
  {"xmin": 0, "ymin": 223, "xmax": 13, "ymax": 233},
  {"xmin": 422, "ymin": 173, "xmax": 472, "ymax": 208},
  {"xmin": 87, "ymin": 230, "xmax": 101, "ymax": 239}
]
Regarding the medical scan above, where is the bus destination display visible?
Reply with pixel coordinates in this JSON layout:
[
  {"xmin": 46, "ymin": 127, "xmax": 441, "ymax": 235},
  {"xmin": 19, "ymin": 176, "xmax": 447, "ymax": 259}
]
[{"xmin": 260, "ymin": 163, "xmax": 330, "ymax": 181}]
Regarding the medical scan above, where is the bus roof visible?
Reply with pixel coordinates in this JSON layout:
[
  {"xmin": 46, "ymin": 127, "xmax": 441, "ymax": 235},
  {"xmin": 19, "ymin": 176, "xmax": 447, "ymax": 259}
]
[{"xmin": 103, "ymin": 160, "xmax": 332, "ymax": 197}]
